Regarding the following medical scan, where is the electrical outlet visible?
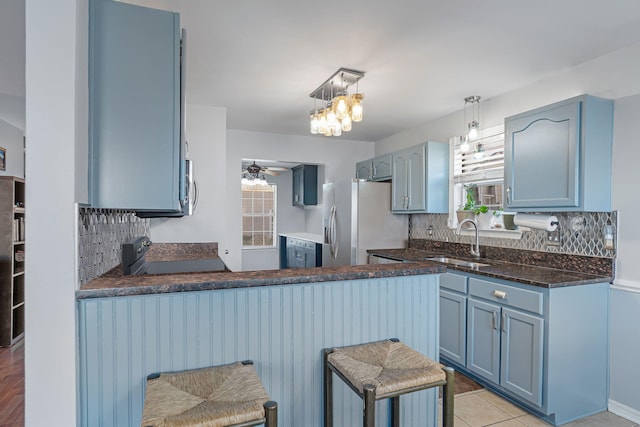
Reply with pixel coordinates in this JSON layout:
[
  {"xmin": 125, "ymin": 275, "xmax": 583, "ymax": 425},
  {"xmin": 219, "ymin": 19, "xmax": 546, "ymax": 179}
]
[{"xmin": 546, "ymin": 229, "xmax": 561, "ymax": 246}]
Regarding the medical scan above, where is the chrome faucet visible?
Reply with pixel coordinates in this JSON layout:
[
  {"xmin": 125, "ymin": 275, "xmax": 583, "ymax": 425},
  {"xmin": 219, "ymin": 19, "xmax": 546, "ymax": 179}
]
[{"xmin": 457, "ymin": 218, "xmax": 481, "ymax": 258}]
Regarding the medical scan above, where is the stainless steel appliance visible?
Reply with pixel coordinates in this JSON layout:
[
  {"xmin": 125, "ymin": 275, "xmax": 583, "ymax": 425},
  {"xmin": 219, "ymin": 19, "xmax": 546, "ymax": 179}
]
[
  {"xmin": 121, "ymin": 236, "xmax": 225, "ymax": 275},
  {"xmin": 322, "ymin": 180, "xmax": 408, "ymax": 266}
]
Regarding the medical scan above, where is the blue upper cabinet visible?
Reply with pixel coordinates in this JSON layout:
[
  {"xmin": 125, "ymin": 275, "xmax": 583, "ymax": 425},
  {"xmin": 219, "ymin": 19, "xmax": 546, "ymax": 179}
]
[
  {"xmin": 89, "ymin": 0, "xmax": 181, "ymax": 211},
  {"xmin": 504, "ymin": 95, "xmax": 613, "ymax": 212},
  {"xmin": 391, "ymin": 141, "xmax": 449, "ymax": 213}
]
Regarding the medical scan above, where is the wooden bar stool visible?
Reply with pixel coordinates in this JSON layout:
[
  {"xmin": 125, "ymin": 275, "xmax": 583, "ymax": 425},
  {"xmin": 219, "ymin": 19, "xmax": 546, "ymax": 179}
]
[
  {"xmin": 324, "ymin": 338, "xmax": 454, "ymax": 427},
  {"xmin": 141, "ymin": 360, "xmax": 277, "ymax": 427}
]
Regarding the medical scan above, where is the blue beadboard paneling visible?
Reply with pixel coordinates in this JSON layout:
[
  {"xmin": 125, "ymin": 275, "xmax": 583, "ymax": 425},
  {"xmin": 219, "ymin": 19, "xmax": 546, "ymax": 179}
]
[{"xmin": 78, "ymin": 275, "xmax": 440, "ymax": 426}]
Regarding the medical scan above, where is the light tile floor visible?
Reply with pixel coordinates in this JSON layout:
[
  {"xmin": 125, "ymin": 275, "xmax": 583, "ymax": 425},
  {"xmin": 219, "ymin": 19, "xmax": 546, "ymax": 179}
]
[{"xmin": 441, "ymin": 388, "xmax": 639, "ymax": 427}]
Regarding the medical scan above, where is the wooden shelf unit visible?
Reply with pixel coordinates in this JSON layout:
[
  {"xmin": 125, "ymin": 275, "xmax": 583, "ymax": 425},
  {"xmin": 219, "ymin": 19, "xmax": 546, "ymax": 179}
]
[{"xmin": 0, "ymin": 176, "xmax": 25, "ymax": 346}]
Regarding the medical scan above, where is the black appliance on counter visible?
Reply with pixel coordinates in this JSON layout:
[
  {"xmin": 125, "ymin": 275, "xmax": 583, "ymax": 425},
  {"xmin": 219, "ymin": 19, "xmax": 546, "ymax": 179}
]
[{"xmin": 122, "ymin": 236, "xmax": 226, "ymax": 275}]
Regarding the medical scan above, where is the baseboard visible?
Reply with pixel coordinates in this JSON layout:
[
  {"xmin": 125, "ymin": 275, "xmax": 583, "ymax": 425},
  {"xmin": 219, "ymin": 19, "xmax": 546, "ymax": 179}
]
[{"xmin": 609, "ymin": 399, "xmax": 640, "ymax": 424}]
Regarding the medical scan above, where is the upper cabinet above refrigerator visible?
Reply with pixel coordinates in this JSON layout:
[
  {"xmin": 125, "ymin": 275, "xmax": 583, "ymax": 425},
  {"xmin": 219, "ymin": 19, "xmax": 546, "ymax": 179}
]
[
  {"xmin": 88, "ymin": 0, "xmax": 186, "ymax": 213},
  {"xmin": 504, "ymin": 95, "xmax": 613, "ymax": 212},
  {"xmin": 391, "ymin": 141, "xmax": 449, "ymax": 214}
]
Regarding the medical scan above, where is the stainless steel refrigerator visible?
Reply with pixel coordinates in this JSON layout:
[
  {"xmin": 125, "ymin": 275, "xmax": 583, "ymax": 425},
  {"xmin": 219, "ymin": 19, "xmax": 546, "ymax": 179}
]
[{"xmin": 322, "ymin": 180, "xmax": 408, "ymax": 266}]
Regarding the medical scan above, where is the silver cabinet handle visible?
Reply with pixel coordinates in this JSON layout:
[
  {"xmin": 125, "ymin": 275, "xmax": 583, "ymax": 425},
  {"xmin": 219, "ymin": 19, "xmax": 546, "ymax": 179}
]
[
  {"xmin": 493, "ymin": 290, "xmax": 507, "ymax": 299},
  {"xmin": 506, "ymin": 186, "xmax": 512, "ymax": 206},
  {"xmin": 502, "ymin": 312, "xmax": 507, "ymax": 332},
  {"xmin": 492, "ymin": 311, "xmax": 498, "ymax": 330}
]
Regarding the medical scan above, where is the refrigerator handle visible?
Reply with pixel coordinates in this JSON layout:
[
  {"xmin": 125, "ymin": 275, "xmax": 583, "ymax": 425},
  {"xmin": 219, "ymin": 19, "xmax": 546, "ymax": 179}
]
[{"xmin": 330, "ymin": 205, "xmax": 338, "ymax": 259}]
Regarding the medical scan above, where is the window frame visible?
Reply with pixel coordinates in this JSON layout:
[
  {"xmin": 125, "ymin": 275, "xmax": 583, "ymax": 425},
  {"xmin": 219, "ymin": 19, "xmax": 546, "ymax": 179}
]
[
  {"xmin": 448, "ymin": 125, "xmax": 509, "ymax": 230},
  {"xmin": 241, "ymin": 183, "xmax": 277, "ymax": 249}
]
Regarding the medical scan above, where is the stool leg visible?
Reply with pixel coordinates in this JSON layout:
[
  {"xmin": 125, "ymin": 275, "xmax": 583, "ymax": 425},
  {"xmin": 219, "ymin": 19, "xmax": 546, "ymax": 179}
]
[
  {"xmin": 442, "ymin": 367, "xmax": 455, "ymax": 427},
  {"xmin": 323, "ymin": 349, "xmax": 333, "ymax": 427},
  {"xmin": 363, "ymin": 384, "xmax": 375, "ymax": 427},
  {"xmin": 264, "ymin": 400, "xmax": 277, "ymax": 427},
  {"xmin": 391, "ymin": 396, "xmax": 400, "ymax": 427}
]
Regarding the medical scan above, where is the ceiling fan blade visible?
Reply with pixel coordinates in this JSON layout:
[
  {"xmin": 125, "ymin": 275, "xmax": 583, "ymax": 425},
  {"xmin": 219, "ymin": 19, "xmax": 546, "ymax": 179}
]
[
  {"xmin": 262, "ymin": 169, "xmax": 279, "ymax": 176},
  {"xmin": 266, "ymin": 166, "xmax": 289, "ymax": 172}
]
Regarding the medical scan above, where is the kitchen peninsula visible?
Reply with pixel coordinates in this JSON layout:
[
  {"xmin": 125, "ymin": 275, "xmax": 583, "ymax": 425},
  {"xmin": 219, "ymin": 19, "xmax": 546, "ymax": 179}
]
[{"xmin": 77, "ymin": 261, "xmax": 445, "ymax": 427}]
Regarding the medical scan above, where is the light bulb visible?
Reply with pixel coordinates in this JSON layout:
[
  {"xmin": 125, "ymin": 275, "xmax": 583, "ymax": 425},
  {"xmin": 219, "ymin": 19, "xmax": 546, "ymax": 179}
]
[
  {"xmin": 334, "ymin": 95, "xmax": 348, "ymax": 120},
  {"xmin": 341, "ymin": 115, "xmax": 352, "ymax": 132},
  {"xmin": 326, "ymin": 109, "xmax": 338, "ymax": 127},
  {"xmin": 460, "ymin": 137, "xmax": 470, "ymax": 153},
  {"xmin": 318, "ymin": 113, "xmax": 328, "ymax": 134},
  {"xmin": 332, "ymin": 123, "xmax": 342, "ymax": 136},
  {"xmin": 473, "ymin": 143, "xmax": 485, "ymax": 160},
  {"xmin": 310, "ymin": 112, "xmax": 319, "ymax": 134},
  {"xmin": 468, "ymin": 121, "xmax": 479, "ymax": 141},
  {"xmin": 350, "ymin": 93, "xmax": 364, "ymax": 122}
]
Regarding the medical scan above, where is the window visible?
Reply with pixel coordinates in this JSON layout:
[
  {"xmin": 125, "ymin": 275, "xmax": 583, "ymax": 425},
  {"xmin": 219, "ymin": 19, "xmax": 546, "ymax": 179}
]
[
  {"xmin": 450, "ymin": 125, "xmax": 505, "ymax": 227},
  {"xmin": 242, "ymin": 184, "xmax": 276, "ymax": 247}
]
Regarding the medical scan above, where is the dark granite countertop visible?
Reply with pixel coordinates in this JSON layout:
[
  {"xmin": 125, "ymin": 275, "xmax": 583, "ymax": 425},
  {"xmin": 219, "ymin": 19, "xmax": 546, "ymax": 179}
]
[
  {"xmin": 367, "ymin": 248, "xmax": 613, "ymax": 288},
  {"xmin": 77, "ymin": 262, "xmax": 446, "ymax": 300}
]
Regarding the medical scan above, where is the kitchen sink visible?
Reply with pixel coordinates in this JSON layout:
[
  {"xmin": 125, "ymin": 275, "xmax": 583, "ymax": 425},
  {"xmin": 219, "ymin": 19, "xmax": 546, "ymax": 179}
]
[{"xmin": 426, "ymin": 257, "xmax": 490, "ymax": 269}]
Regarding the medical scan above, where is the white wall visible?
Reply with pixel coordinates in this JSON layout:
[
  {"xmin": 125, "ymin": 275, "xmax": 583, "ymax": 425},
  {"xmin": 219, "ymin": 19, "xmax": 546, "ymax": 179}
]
[
  {"xmin": 608, "ymin": 94, "xmax": 640, "ymax": 422},
  {"xmin": 0, "ymin": 118, "xmax": 24, "ymax": 178},
  {"xmin": 25, "ymin": 0, "xmax": 82, "ymax": 425},
  {"xmin": 376, "ymin": 41, "xmax": 640, "ymax": 156},
  {"xmin": 375, "ymin": 43, "xmax": 640, "ymax": 422},
  {"xmin": 226, "ymin": 130, "xmax": 374, "ymax": 271},
  {"xmin": 149, "ymin": 104, "xmax": 226, "ymax": 243}
]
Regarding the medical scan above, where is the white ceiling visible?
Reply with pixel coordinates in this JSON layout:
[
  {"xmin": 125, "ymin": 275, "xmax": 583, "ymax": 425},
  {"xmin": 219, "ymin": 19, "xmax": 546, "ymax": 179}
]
[{"xmin": 3, "ymin": 1, "xmax": 640, "ymax": 142}]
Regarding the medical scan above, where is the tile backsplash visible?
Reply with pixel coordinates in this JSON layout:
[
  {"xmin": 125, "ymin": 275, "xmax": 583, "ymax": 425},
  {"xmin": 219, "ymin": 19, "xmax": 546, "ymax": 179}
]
[
  {"xmin": 410, "ymin": 211, "xmax": 617, "ymax": 259},
  {"xmin": 78, "ymin": 207, "xmax": 149, "ymax": 285}
]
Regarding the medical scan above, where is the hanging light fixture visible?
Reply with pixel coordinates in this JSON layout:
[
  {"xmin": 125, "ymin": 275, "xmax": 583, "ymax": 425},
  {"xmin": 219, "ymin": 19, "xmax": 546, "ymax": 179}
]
[
  {"xmin": 309, "ymin": 68, "xmax": 365, "ymax": 136},
  {"xmin": 241, "ymin": 172, "xmax": 268, "ymax": 186},
  {"xmin": 464, "ymin": 95, "xmax": 481, "ymax": 141}
]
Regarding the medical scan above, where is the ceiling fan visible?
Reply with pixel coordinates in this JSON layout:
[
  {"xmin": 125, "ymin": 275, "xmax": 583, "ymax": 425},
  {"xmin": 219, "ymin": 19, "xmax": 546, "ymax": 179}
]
[{"xmin": 242, "ymin": 161, "xmax": 289, "ymax": 177}]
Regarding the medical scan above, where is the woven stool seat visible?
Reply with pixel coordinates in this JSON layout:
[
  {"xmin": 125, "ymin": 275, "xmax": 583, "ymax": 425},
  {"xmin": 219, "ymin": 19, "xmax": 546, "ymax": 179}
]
[
  {"xmin": 328, "ymin": 339, "xmax": 446, "ymax": 398},
  {"xmin": 141, "ymin": 361, "xmax": 277, "ymax": 427},
  {"xmin": 324, "ymin": 338, "xmax": 453, "ymax": 427}
]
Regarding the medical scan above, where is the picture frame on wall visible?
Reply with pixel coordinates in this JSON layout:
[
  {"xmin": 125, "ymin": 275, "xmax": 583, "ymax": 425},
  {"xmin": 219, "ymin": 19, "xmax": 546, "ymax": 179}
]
[{"xmin": 0, "ymin": 147, "xmax": 5, "ymax": 171}]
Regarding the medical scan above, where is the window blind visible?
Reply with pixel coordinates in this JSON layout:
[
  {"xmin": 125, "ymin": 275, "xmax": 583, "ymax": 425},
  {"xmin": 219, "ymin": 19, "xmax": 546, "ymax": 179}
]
[
  {"xmin": 454, "ymin": 130, "xmax": 504, "ymax": 184},
  {"xmin": 241, "ymin": 184, "xmax": 276, "ymax": 247}
]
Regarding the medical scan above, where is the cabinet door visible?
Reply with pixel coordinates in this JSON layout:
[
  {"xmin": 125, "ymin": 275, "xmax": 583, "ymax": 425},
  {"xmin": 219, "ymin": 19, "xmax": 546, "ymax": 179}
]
[
  {"xmin": 304, "ymin": 242, "xmax": 316, "ymax": 268},
  {"xmin": 286, "ymin": 238, "xmax": 297, "ymax": 268},
  {"xmin": 504, "ymin": 102, "xmax": 580, "ymax": 209},
  {"xmin": 440, "ymin": 289, "xmax": 466, "ymax": 367},
  {"xmin": 356, "ymin": 160, "xmax": 372, "ymax": 180},
  {"xmin": 500, "ymin": 308, "xmax": 544, "ymax": 407},
  {"xmin": 89, "ymin": 0, "xmax": 181, "ymax": 210},
  {"xmin": 406, "ymin": 145, "xmax": 426, "ymax": 211},
  {"xmin": 292, "ymin": 167, "xmax": 303, "ymax": 206},
  {"xmin": 391, "ymin": 152, "xmax": 408, "ymax": 211},
  {"xmin": 467, "ymin": 298, "xmax": 501, "ymax": 385},
  {"xmin": 371, "ymin": 154, "xmax": 392, "ymax": 181}
]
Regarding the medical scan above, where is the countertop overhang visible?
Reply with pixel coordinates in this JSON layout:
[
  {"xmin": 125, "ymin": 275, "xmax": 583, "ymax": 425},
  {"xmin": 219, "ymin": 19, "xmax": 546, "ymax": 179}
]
[{"xmin": 77, "ymin": 261, "xmax": 445, "ymax": 299}]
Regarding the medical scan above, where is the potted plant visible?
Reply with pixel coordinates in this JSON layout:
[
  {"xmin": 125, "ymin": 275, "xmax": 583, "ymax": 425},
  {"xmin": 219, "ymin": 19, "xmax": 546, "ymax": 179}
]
[
  {"xmin": 457, "ymin": 184, "xmax": 477, "ymax": 228},
  {"xmin": 474, "ymin": 205, "xmax": 492, "ymax": 229}
]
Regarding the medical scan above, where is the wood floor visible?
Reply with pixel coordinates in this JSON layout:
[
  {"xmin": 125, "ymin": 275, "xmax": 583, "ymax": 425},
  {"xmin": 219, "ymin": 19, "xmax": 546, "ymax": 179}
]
[{"xmin": 0, "ymin": 340, "xmax": 24, "ymax": 427}]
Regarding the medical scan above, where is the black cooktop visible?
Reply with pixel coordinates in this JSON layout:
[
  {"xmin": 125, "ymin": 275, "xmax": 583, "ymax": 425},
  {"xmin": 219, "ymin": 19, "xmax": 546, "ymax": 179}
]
[{"xmin": 121, "ymin": 236, "xmax": 226, "ymax": 276}]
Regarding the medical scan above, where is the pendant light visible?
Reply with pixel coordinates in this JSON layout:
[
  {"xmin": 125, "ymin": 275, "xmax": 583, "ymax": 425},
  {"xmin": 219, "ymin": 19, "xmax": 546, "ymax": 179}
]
[
  {"xmin": 309, "ymin": 68, "xmax": 365, "ymax": 136},
  {"xmin": 464, "ymin": 95, "xmax": 481, "ymax": 142}
]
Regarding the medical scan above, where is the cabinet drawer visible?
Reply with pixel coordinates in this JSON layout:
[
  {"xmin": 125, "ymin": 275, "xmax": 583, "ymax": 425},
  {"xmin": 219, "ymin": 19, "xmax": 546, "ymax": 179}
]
[
  {"xmin": 440, "ymin": 273, "xmax": 467, "ymax": 294},
  {"xmin": 304, "ymin": 241, "xmax": 315, "ymax": 249},
  {"xmin": 469, "ymin": 278, "xmax": 543, "ymax": 315}
]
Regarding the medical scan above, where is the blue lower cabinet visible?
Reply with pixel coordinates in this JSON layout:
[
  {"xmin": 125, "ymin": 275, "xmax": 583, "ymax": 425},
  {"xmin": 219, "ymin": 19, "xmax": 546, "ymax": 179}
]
[
  {"xmin": 279, "ymin": 236, "xmax": 321, "ymax": 268},
  {"xmin": 441, "ymin": 271, "xmax": 608, "ymax": 426},
  {"xmin": 500, "ymin": 308, "xmax": 543, "ymax": 406},
  {"xmin": 439, "ymin": 289, "xmax": 466, "ymax": 367},
  {"xmin": 466, "ymin": 298, "xmax": 501, "ymax": 385}
]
